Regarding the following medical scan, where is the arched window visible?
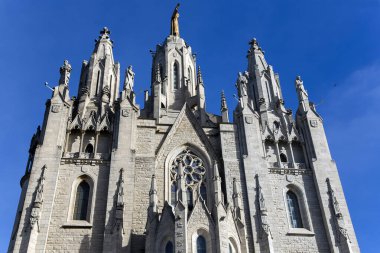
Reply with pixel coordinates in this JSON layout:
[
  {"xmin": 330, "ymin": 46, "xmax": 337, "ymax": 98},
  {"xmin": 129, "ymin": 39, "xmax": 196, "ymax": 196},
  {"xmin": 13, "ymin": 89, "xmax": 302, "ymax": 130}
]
[
  {"xmin": 85, "ymin": 143, "xmax": 94, "ymax": 153},
  {"xmin": 173, "ymin": 62, "xmax": 179, "ymax": 89},
  {"xmin": 95, "ymin": 70, "xmax": 100, "ymax": 96},
  {"xmin": 187, "ymin": 187, "xmax": 193, "ymax": 210},
  {"xmin": 171, "ymin": 182, "xmax": 177, "ymax": 206},
  {"xmin": 229, "ymin": 244, "xmax": 233, "ymax": 253},
  {"xmin": 73, "ymin": 181, "xmax": 90, "ymax": 220},
  {"xmin": 188, "ymin": 67, "xmax": 192, "ymax": 87},
  {"xmin": 196, "ymin": 236, "xmax": 206, "ymax": 253},
  {"xmin": 286, "ymin": 191, "xmax": 303, "ymax": 228},
  {"xmin": 160, "ymin": 65, "xmax": 164, "ymax": 81},
  {"xmin": 165, "ymin": 241, "xmax": 174, "ymax": 253},
  {"xmin": 170, "ymin": 149, "xmax": 207, "ymax": 210},
  {"xmin": 200, "ymin": 183, "xmax": 207, "ymax": 202},
  {"xmin": 280, "ymin": 153, "xmax": 287, "ymax": 163}
]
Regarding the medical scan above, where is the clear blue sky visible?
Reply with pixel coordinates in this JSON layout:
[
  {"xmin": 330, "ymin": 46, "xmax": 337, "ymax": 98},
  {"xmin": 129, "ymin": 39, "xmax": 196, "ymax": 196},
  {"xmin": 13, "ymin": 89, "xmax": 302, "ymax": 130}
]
[{"xmin": 0, "ymin": 0, "xmax": 379, "ymax": 251}]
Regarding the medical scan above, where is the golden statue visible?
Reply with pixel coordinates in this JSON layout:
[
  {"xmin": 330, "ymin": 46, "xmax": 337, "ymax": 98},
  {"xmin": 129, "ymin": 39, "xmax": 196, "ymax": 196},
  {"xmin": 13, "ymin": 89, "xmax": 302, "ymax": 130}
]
[{"xmin": 170, "ymin": 4, "xmax": 180, "ymax": 36}]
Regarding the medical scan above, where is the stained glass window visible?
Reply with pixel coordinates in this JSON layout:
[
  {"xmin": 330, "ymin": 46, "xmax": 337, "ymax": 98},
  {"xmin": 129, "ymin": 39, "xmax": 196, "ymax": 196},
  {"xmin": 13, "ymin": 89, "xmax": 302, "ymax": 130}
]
[
  {"xmin": 286, "ymin": 191, "xmax": 303, "ymax": 228},
  {"xmin": 73, "ymin": 181, "xmax": 90, "ymax": 220}
]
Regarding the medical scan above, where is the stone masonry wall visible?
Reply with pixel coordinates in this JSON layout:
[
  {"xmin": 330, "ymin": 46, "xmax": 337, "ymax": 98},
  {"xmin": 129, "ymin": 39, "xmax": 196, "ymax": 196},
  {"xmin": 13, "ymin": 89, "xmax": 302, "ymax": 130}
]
[{"xmin": 45, "ymin": 163, "xmax": 109, "ymax": 252}]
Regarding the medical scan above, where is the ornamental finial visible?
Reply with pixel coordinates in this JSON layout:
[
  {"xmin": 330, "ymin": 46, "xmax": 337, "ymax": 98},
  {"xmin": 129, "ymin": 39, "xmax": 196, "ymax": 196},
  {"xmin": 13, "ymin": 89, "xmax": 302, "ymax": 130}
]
[{"xmin": 100, "ymin": 27, "xmax": 110, "ymax": 38}]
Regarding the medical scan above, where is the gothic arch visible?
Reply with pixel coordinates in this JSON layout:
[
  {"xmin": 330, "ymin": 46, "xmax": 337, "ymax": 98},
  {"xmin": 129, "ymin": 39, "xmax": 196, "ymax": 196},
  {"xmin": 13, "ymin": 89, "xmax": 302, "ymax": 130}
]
[
  {"xmin": 68, "ymin": 175, "xmax": 95, "ymax": 223},
  {"xmin": 164, "ymin": 144, "xmax": 212, "ymax": 203},
  {"xmin": 191, "ymin": 227, "xmax": 212, "ymax": 253},
  {"xmin": 156, "ymin": 234, "xmax": 174, "ymax": 253},
  {"xmin": 228, "ymin": 236, "xmax": 240, "ymax": 253},
  {"xmin": 283, "ymin": 183, "xmax": 313, "ymax": 232},
  {"xmin": 172, "ymin": 60, "xmax": 180, "ymax": 90}
]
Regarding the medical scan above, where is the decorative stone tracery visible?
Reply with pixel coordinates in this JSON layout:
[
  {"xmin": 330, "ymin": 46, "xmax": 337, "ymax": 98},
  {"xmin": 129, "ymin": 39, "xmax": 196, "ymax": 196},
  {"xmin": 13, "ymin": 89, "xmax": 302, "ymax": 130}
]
[
  {"xmin": 170, "ymin": 149, "xmax": 207, "ymax": 206},
  {"xmin": 170, "ymin": 149, "xmax": 206, "ymax": 188}
]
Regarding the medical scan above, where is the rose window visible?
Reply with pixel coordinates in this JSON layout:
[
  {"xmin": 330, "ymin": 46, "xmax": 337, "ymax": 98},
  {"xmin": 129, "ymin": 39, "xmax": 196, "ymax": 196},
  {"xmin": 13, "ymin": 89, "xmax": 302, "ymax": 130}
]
[{"xmin": 170, "ymin": 149, "xmax": 206, "ymax": 188}]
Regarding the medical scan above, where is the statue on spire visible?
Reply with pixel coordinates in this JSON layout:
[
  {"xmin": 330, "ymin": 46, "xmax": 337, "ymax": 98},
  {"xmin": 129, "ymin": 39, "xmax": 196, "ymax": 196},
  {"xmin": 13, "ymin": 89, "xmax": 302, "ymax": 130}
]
[
  {"xmin": 170, "ymin": 4, "xmax": 180, "ymax": 37},
  {"xmin": 124, "ymin": 65, "xmax": 135, "ymax": 92},
  {"xmin": 59, "ymin": 60, "xmax": 72, "ymax": 86}
]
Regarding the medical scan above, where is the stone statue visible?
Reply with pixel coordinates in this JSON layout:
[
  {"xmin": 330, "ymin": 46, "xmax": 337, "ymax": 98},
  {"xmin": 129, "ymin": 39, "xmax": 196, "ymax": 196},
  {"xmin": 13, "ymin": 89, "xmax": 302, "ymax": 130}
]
[
  {"xmin": 296, "ymin": 76, "xmax": 308, "ymax": 98},
  {"xmin": 124, "ymin": 65, "xmax": 135, "ymax": 91},
  {"xmin": 59, "ymin": 60, "xmax": 72, "ymax": 86},
  {"xmin": 237, "ymin": 71, "xmax": 248, "ymax": 97},
  {"xmin": 170, "ymin": 4, "xmax": 180, "ymax": 36}
]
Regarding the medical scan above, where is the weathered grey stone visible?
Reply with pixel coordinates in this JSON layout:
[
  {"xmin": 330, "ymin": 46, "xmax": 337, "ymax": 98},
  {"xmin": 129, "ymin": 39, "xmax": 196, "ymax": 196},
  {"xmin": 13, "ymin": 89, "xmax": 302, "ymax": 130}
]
[{"xmin": 8, "ymin": 9, "xmax": 359, "ymax": 253}]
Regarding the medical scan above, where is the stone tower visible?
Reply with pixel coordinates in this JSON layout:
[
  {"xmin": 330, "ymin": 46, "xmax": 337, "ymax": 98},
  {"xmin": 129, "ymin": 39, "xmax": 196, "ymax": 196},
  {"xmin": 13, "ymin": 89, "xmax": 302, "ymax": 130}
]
[{"xmin": 8, "ymin": 6, "xmax": 359, "ymax": 253}]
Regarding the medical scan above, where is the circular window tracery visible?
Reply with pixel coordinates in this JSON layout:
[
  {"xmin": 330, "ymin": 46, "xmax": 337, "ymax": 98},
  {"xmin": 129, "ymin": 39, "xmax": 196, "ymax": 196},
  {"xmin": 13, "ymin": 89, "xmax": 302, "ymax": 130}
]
[{"xmin": 170, "ymin": 149, "xmax": 206, "ymax": 188}]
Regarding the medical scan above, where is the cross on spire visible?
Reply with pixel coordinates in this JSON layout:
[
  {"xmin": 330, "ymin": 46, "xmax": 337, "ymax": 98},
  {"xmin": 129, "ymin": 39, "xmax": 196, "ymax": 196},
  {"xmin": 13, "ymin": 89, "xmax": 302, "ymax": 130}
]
[
  {"xmin": 248, "ymin": 37, "xmax": 264, "ymax": 54},
  {"xmin": 99, "ymin": 27, "xmax": 111, "ymax": 40}
]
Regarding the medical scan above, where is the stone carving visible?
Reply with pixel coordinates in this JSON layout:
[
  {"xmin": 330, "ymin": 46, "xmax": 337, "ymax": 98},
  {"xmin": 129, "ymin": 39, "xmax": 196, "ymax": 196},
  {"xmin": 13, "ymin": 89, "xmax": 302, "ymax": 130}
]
[
  {"xmin": 112, "ymin": 168, "xmax": 125, "ymax": 234},
  {"xmin": 245, "ymin": 116, "xmax": 253, "ymax": 124},
  {"xmin": 310, "ymin": 119, "xmax": 318, "ymax": 128},
  {"xmin": 30, "ymin": 165, "xmax": 46, "ymax": 231},
  {"xmin": 326, "ymin": 178, "xmax": 350, "ymax": 242},
  {"xmin": 122, "ymin": 109, "xmax": 130, "ymax": 117},
  {"xmin": 116, "ymin": 168, "xmax": 125, "ymax": 208},
  {"xmin": 99, "ymin": 27, "xmax": 110, "ymax": 40},
  {"xmin": 102, "ymin": 85, "xmax": 110, "ymax": 103},
  {"xmin": 51, "ymin": 104, "xmax": 60, "ymax": 113},
  {"xmin": 236, "ymin": 71, "xmax": 249, "ymax": 97},
  {"xmin": 124, "ymin": 65, "xmax": 135, "ymax": 92},
  {"xmin": 171, "ymin": 149, "xmax": 206, "ymax": 189},
  {"xmin": 80, "ymin": 86, "xmax": 89, "ymax": 97},
  {"xmin": 59, "ymin": 60, "xmax": 72, "ymax": 86},
  {"xmin": 170, "ymin": 4, "xmax": 180, "ymax": 36},
  {"xmin": 265, "ymin": 146, "xmax": 275, "ymax": 161},
  {"xmin": 71, "ymin": 136, "xmax": 80, "ymax": 153},
  {"xmin": 232, "ymin": 178, "xmax": 243, "ymax": 221},
  {"xmin": 295, "ymin": 76, "xmax": 308, "ymax": 97},
  {"xmin": 255, "ymin": 175, "xmax": 272, "ymax": 238}
]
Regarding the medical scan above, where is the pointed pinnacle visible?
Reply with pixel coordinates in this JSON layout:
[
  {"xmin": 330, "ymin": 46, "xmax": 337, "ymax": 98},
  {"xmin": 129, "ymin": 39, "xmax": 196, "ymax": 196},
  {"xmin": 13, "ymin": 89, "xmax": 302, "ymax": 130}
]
[
  {"xmin": 197, "ymin": 65, "xmax": 204, "ymax": 85},
  {"xmin": 155, "ymin": 63, "xmax": 162, "ymax": 83},
  {"xmin": 149, "ymin": 174, "xmax": 157, "ymax": 195},
  {"xmin": 221, "ymin": 90, "xmax": 228, "ymax": 111}
]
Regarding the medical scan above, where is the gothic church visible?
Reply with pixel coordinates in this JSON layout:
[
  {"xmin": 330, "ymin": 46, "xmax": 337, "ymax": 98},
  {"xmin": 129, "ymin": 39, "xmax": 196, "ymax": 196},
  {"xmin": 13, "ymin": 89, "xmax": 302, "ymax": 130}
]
[{"xmin": 8, "ymin": 5, "xmax": 359, "ymax": 253}]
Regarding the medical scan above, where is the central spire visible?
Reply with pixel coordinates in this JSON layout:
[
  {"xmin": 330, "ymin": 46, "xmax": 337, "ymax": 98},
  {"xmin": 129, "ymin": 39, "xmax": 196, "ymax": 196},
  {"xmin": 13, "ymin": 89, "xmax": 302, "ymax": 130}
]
[{"xmin": 170, "ymin": 3, "xmax": 180, "ymax": 36}]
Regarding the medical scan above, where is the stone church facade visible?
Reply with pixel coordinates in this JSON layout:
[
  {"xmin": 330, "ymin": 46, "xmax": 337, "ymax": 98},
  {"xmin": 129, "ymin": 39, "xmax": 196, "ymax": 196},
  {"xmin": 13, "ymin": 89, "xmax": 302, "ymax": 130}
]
[{"xmin": 8, "ymin": 8, "xmax": 359, "ymax": 253}]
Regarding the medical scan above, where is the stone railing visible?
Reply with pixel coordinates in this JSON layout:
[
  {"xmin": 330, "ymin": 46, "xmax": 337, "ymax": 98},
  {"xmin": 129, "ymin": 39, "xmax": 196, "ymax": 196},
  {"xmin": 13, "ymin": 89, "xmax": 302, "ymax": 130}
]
[
  {"xmin": 63, "ymin": 152, "xmax": 110, "ymax": 160},
  {"xmin": 267, "ymin": 161, "xmax": 307, "ymax": 170},
  {"xmin": 269, "ymin": 167, "xmax": 312, "ymax": 176}
]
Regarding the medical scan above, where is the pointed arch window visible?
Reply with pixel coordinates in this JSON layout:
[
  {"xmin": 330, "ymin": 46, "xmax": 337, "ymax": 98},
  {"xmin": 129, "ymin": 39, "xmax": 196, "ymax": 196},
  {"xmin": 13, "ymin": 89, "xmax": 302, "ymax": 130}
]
[
  {"xmin": 95, "ymin": 70, "xmax": 101, "ymax": 96},
  {"xmin": 187, "ymin": 187, "xmax": 193, "ymax": 210},
  {"xmin": 196, "ymin": 236, "xmax": 206, "ymax": 253},
  {"xmin": 85, "ymin": 143, "xmax": 94, "ymax": 154},
  {"xmin": 165, "ymin": 241, "xmax": 174, "ymax": 253},
  {"xmin": 286, "ymin": 191, "xmax": 303, "ymax": 228},
  {"xmin": 171, "ymin": 182, "xmax": 177, "ymax": 206},
  {"xmin": 170, "ymin": 149, "xmax": 207, "ymax": 209},
  {"xmin": 200, "ymin": 183, "xmax": 207, "ymax": 202},
  {"xmin": 280, "ymin": 153, "xmax": 288, "ymax": 163},
  {"xmin": 188, "ymin": 67, "xmax": 192, "ymax": 87},
  {"xmin": 173, "ymin": 62, "xmax": 179, "ymax": 89},
  {"xmin": 73, "ymin": 181, "xmax": 90, "ymax": 220},
  {"xmin": 229, "ymin": 244, "xmax": 233, "ymax": 253}
]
